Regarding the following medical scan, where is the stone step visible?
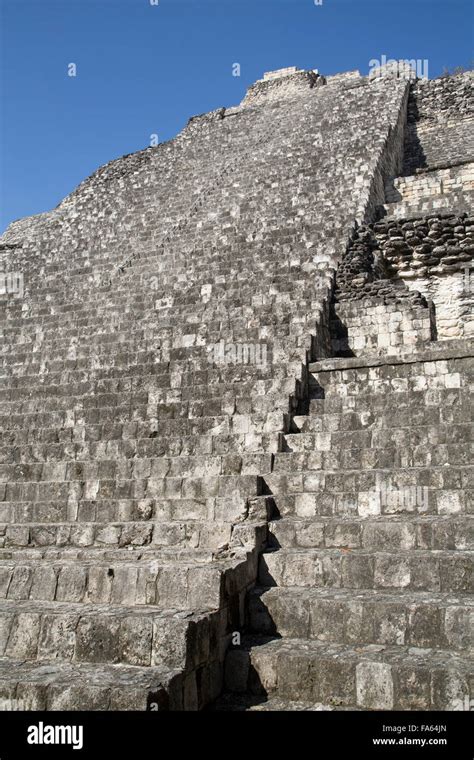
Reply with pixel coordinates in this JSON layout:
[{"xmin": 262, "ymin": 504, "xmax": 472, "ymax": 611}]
[
  {"xmin": 224, "ymin": 637, "xmax": 473, "ymax": 710},
  {"xmin": 0, "ymin": 452, "xmax": 272, "ymax": 483},
  {"xmin": 1, "ymin": 304, "xmax": 311, "ymax": 339},
  {"xmin": 284, "ymin": 424, "xmax": 471, "ymax": 450},
  {"xmin": 0, "ymin": 362, "xmax": 295, "ymax": 398},
  {"xmin": 263, "ymin": 467, "xmax": 472, "ymax": 517},
  {"xmin": 0, "ymin": 416, "xmax": 251, "ymax": 446},
  {"xmin": 0, "ymin": 344, "xmax": 282, "ymax": 377},
  {"xmin": 0, "ymin": 306, "xmax": 291, "ymax": 335},
  {"xmin": 1, "ymin": 473, "xmax": 263, "ymax": 505},
  {"xmin": 310, "ymin": 378, "xmax": 472, "ymax": 400},
  {"xmin": 0, "ymin": 394, "xmax": 286, "ymax": 429},
  {"xmin": 0, "ymin": 354, "xmax": 166, "ymax": 377},
  {"xmin": 306, "ymin": 386, "xmax": 471, "ymax": 419},
  {"xmin": 0, "ymin": 357, "xmax": 170, "ymax": 383},
  {"xmin": 0, "ymin": 379, "xmax": 292, "ymax": 414},
  {"xmin": 319, "ymin": 339, "xmax": 474, "ymax": 359},
  {"xmin": 0, "ymin": 309, "xmax": 278, "ymax": 344},
  {"xmin": 0, "ymin": 412, "xmax": 262, "ymax": 439},
  {"xmin": 0, "ymin": 346, "xmax": 166, "ymax": 369},
  {"xmin": 308, "ymin": 368, "xmax": 472, "ymax": 398},
  {"xmin": 0, "ymin": 519, "xmax": 266, "ymax": 551},
  {"xmin": 211, "ymin": 693, "xmax": 349, "ymax": 711},
  {"xmin": 276, "ymin": 442, "xmax": 469, "ymax": 469},
  {"xmin": 0, "ymin": 549, "xmax": 254, "ymax": 609},
  {"xmin": 0, "ymin": 278, "xmax": 318, "ymax": 328},
  {"xmin": 383, "ymin": 194, "xmax": 473, "ymax": 220},
  {"xmin": 258, "ymin": 547, "xmax": 473, "ymax": 593},
  {"xmin": 0, "ymin": 331, "xmax": 170, "ymax": 357},
  {"xmin": 268, "ymin": 515, "xmax": 473, "ymax": 551},
  {"xmin": 0, "ymin": 545, "xmax": 218, "ymax": 562},
  {"xmin": 0, "ymin": 658, "xmax": 188, "ymax": 710},
  {"xmin": 0, "ymin": 432, "xmax": 271, "ymax": 463},
  {"xmin": 291, "ymin": 412, "xmax": 470, "ymax": 434},
  {"xmin": 0, "ymin": 361, "xmax": 172, "ymax": 385},
  {"xmin": 308, "ymin": 341, "xmax": 474, "ymax": 374},
  {"xmin": 247, "ymin": 587, "xmax": 473, "ymax": 651},
  {"xmin": 0, "ymin": 598, "xmax": 220, "ymax": 670},
  {"xmin": 0, "ymin": 368, "xmax": 302, "ymax": 404},
  {"xmin": 0, "ymin": 494, "xmax": 272, "ymax": 525}
]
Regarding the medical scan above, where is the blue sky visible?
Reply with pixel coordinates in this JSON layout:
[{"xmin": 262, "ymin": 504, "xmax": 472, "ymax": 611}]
[{"xmin": 0, "ymin": 0, "xmax": 472, "ymax": 232}]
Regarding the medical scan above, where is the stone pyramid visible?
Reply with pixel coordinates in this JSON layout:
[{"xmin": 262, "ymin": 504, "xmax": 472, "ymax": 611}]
[{"xmin": 0, "ymin": 65, "xmax": 472, "ymax": 710}]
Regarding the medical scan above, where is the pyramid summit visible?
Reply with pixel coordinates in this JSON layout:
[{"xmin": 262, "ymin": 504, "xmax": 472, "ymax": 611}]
[{"xmin": 0, "ymin": 65, "xmax": 472, "ymax": 711}]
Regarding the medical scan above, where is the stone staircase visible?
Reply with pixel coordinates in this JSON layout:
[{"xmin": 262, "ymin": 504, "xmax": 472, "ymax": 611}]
[
  {"xmin": 212, "ymin": 73, "xmax": 469, "ymax": 712},
  {"xmin": 218, "ymin": 341, "xmax": 473, "ymax": 710}
]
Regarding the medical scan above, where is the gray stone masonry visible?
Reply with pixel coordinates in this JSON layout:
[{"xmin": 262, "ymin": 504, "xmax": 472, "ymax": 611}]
[
  {"xmin": 403, "ymin": 73, "xmax": 473, "ymax": 175},
  {"xmin": 0, "ymin": 64, "xmax": 472, "ymax": 711}
]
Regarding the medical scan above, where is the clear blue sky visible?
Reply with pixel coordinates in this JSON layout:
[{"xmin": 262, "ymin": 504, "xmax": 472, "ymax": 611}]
[{"xmin": 0, "ymin": 0, "xmax": 472, "ymax": 232}]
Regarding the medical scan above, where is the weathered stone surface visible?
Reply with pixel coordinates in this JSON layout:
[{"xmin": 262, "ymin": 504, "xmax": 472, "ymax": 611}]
[
  {"xmin": 403, "ymin": 73, "xmax": 473, "ymax": 175},
  {"xmin": 0, "ymin": 65, "xmax": 472, "ymax": 711}
]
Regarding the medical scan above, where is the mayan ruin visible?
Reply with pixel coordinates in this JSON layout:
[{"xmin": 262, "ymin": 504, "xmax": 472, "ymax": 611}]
[{"xmin": 0, "ymin": 60, "xmax": 472, "ymax": 718}]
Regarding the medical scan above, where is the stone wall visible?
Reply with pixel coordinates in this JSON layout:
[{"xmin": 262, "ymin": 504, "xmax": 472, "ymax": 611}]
[
  {"xmin": 373, "ymin": 213, "xmax": 474, "ymax": 339},
  {"xmin": 241, "ymin": 68, "xmax": 323, "ymax": 106},
  {"xmin": 331, "ymin": 301, "xmax": 433, "ymax": 357},
  {"xmin": 331, "ymin": 222, "xmax": 432, "ymax": 356},
  {"xmin": 403, "ymin": 72, "xmax": 474, "ymax": 175},
  {"xmin": 385, "ymin": 163, "xmax": 474, "ymax": 217},
  {"xmin": 333, "ymin": 210, "xmax": 473, "ymax": 349}
]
